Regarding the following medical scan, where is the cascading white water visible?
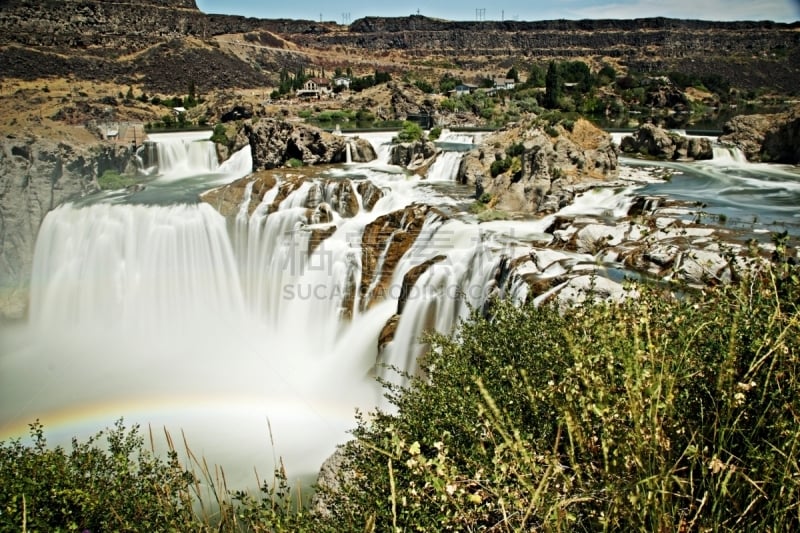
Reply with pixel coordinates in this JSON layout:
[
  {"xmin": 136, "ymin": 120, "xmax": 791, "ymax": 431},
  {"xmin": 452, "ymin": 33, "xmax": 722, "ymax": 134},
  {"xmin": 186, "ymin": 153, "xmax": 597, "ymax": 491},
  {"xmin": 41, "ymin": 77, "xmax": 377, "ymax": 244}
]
[
  {"xmin": 7, "ymin": 124, "xmax": 799, "ymax": 494},
  {"xmin": 426, "ymin": 151, "xmax": 465, "ymax": 182},
  {"xmin": 712, "ymin": 144, "xmax": 749, "ymax": 165},
  {"xmin": 148, "ymin": 131, "xmax": 220, "ymax": 178}
]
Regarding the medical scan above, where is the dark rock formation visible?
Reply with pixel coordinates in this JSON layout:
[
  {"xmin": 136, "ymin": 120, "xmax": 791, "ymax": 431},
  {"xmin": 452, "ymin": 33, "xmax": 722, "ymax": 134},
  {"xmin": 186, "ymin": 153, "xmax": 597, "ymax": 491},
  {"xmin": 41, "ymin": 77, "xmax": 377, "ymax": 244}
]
[
  {"xmin": 199, "ymin": 171, "xmax": 276, "ymax": 217},
  {"xmin": 291, "ymin": 17, "xmax": 800, "ymax": 92},
  {"xmin": 360, "ymin": 204, "xmax": 447, "ymax": 311},
  {"xmin": 458, "ymin": 118, "xmax": 618, "ymax": 213},
  {"xmin": 348, "ymin": 137, "xmax": 378, "ymax": 163},
  {"xmin": 719, "ymin": 108, "xmax": 800, "ymax": 163},
  {"xmin": 241, "ymin": 119, "xmax": 348, "ymax": 170},
  {"xmin": 389, "ymin": 140, "xmax": 438, "ymax": 172},
  {"xmin": 620, "ymin": 124, "xmax": 713, "ymax": 161},
  {"xmin": 0, "ymin": 137, "xmax": 133, "ymax": 318}
]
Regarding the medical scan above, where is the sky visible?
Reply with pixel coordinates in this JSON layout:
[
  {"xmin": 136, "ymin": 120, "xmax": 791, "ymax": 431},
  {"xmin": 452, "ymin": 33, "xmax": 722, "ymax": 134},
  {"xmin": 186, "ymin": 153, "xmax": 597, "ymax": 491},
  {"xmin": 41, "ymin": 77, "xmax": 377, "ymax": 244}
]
[{"xmin": 195, "ymin": 0, "xmax": 800, "ymax": 23}]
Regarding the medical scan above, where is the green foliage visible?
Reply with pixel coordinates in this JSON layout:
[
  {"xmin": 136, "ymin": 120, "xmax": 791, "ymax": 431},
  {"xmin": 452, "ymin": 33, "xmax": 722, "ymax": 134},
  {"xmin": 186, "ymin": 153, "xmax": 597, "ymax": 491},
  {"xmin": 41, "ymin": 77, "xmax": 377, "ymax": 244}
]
[
  {"xmin": 490, "ymin": 157, "xmax": 511, "ymax": 177},
  {"xmin": 395, "ymin": 121, "xmax": 424, "ymax": 143},
  {"xmin": 414, "ymin": 79, "xmax": 434, "ymax": 94},
  {"xmin": 286, "ymin": 158, "xmax": 304, "ymax": 168},
  {"xmin": 428, "ymin": 126, "xmax": 442, "ymax": 141},
  {"xmin": 506, "ymin": 66, "xmax": 520, "ymax": 82},
  {"xmin": 97, "ymin": 170, "xmax": 137, "ymax": 190},
  {"xmin": 526, "ymin": 64, "xmax": 547, "ymax": 87},
  {"xmin": 544, "ymin": 60, "xmax": 562, "ymax": 109},
  {"xmin": 323, "ymin": 262, "xmax": 800, "ymax": 531},
  {"xmin": 597, "ymin": 64, "xmax": 617, "ymax": 85},
  {"xmin": 210, "ymin": 123, "xmax": 229, "ymax": 145},
  {"xmin": 0, "ymin": 420, "xmax": 197, "ymax": 531},
  {"xmin": 438, "ymin": 73, "xmax": 460, "ymax": 93},
  {"xmin": 505, "ymin": 141, "xmax": 525, "ymax": 157}
]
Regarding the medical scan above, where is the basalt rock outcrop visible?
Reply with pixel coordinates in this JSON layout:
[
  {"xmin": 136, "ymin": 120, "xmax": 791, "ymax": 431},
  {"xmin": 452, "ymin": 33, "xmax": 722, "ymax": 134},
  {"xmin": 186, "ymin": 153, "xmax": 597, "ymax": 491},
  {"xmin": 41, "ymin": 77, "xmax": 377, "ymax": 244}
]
[
  {"xmin": 201, "ymin": 171, "xmax": 385, "ymax": 220},
  {"xmin": 620, "ymin": 124, "xmax": 713, "ymax": 161},
  {"xmin": 389, "ymin": 140, "xmax": 438, "ymax": 172},
  {"xmin": 719, "ymin": 108, "xmax": 800, "ymax": 164},
  {"xmin": 0, "ymin": 137, "xmax": 133, "ymax": 318},
  {"xmin": 359, "ymin": 204, "xmax": 448, "ymax": 311},
  {"xmin": 458, "ymin": 118, "xmax": 618, "ymax": 213},
  {"xmin": 348, "ymin": 138, "xmax": 378, "ymax": 164},
  {"xmin": 290, "ymin": 17, "xmax": 800, "ymax": 92},
  {"xmin": 241, "ymin": 119, "xmax": 368, "ymax": 170}
]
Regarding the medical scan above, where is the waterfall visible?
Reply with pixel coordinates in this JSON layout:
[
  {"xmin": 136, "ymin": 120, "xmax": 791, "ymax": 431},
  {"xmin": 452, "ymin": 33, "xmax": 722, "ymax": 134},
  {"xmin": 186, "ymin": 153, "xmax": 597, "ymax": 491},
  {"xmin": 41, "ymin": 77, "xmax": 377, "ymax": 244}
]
[
  {"xmin": 712, "ymin": 144, "xmax": 749, "ymax": 165},
  {"xmin": 426, "ymin": 151, "xmax": 465, "ymax": 181},
  {"xmin": 147, "ymin": 131, "xmax": 220, "ymax": 178},
  {"xmin": 218, "ymin": 144, "xmax": 254, "ymax": 182}
]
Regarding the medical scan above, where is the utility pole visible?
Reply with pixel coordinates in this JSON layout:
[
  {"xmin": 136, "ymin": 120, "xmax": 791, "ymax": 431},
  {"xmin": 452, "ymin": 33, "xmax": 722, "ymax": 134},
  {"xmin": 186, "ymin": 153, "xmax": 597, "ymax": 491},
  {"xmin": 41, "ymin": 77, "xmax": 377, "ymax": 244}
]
[{"xmin": 475, "ymin": 8, "xmax": 485, "ymax": 21}]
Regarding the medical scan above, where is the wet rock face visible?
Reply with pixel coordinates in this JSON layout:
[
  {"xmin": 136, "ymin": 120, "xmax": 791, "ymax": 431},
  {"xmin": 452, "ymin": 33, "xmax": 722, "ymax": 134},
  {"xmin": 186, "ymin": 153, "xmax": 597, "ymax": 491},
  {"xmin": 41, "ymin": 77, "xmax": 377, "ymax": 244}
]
[
  {"xmin": 359, "ymin": 204, "xmax": 448, "ymax": 311},
  {"xmin": 349, "ymin": 137, "xmax": 378, "ymax": 163},
  {"xmin": 199, "ymin": 171, "xmax": 277, "ymax": 217},
  {"xmin": 0, "ymin": 138, "xmax": 132, "ymax": 319},
  {"xmin": 720, "ymin": 108, "xmax": 800, "ymax": 164},
  {"xmin": 620, "ymin": 124, "xmax": 713, "ymax": 161},
  {"xmin": 242, "ymin": 119, "xmax": 348, "ymax": 170},
  {"xmin": 389, "ymin": 140, "xmax": 438, "ymax": 172}
]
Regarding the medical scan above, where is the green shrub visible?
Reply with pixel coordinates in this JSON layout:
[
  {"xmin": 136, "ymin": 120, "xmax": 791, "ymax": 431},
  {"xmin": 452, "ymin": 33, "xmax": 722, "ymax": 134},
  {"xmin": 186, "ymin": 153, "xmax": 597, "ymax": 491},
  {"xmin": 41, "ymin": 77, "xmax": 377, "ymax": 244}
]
[
  {"xmin": 0, "ymin": 420, "xmax": 198, "ymax": 531},
  {"xmin": 97, "ymin": 170, "xmax": 136, "ymax": 190},
  {"xmin": 210, "ymin": 123, "xmax": 228, "ymax": 145},
  {"xmin": 490, "ymin": 158, "xmax": 511, "ymax": 177},
  {"xmin": 286, "ymin": 158, "xmax": 304, "ymax": 168},
  {"xmin": 428, "ymin": 126, "xmax": 442, "ymax": 141},
  {"xmin": 396, "ymin": 121, "xmax": 424, "ymax": 143},
  {"xmin": 321, "ymin": 261, "xmax": 800, "ymax": 532},
  {"xmin": 506, "ymin": 141, "xmax": 525, "ymax": 157}
]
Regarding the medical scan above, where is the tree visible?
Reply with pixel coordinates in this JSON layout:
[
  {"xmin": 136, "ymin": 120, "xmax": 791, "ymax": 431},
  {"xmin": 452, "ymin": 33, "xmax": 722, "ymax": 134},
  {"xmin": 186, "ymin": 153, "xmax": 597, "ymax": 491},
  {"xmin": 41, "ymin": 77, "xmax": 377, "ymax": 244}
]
[
  {"xmin": 544, "ymin": 61, "xmax": 561, "ymax": 109},
  {"xmin": 525, "ymin": 64, "xmax": 547, "ymax": 87},
  {"xmin": 506, "ymin": 66, "xmax": 519, "ymax": 82},
  {"xmin": 395, "ymin": 121, "xmax": 424, "ymax": 142}
]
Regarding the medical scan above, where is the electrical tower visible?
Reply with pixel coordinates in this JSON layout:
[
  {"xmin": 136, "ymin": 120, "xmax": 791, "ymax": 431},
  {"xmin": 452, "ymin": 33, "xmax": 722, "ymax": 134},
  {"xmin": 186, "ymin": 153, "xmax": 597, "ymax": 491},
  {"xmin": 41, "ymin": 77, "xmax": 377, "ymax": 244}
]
[{"xmin": 475, "ymin": 8, "xmax": 485, "ymax": 21}]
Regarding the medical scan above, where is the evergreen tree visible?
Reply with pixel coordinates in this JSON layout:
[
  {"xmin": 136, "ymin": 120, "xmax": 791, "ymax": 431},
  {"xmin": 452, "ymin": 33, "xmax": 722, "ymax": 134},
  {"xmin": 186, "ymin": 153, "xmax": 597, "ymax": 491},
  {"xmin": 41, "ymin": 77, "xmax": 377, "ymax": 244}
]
[{"xmin": 544, "ymin": 61, "xmax": 562, "ymax": 109}]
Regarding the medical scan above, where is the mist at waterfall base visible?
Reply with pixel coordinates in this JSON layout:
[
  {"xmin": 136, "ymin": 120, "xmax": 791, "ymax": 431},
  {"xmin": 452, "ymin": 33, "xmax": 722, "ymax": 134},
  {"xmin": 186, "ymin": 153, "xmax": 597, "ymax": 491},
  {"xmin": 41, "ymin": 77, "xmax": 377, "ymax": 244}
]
[{"xmin": 2, "ymin": 130, "xmax": 799, "ymax": 492}]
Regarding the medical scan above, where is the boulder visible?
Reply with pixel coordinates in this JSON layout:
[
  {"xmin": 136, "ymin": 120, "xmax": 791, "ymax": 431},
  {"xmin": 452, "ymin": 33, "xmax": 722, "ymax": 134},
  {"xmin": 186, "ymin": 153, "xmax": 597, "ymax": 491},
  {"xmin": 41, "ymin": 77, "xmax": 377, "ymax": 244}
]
[
  {"xmin": 458, "ymin": 118, "xmax": 618, "ymax": 213},
  {"xmin": 389, "ymin": 139, "xmax": 438, "ymax": 171},
  {"xmin": 348, "ymin": 137, "xmax": 378, "ymax": 163},
  {"xmin": 620, "ymin": 123, "xmax": 712, "ymax": 161},
  {"xmin": 241, "ymin": 119, "xmax": 348, "ymax": 169},
  {"xmin": 720, "ymin": 108, "xmax": 800, "ymax": 163}
]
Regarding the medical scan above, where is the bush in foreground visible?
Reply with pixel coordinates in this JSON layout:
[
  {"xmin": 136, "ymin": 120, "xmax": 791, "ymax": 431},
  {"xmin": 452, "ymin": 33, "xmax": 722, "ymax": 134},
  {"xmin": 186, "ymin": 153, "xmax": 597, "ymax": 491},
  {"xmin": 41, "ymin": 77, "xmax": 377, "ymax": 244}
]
[{"xmin": 322, "ymin": 260, "xmax": 800, "ymax": 531}]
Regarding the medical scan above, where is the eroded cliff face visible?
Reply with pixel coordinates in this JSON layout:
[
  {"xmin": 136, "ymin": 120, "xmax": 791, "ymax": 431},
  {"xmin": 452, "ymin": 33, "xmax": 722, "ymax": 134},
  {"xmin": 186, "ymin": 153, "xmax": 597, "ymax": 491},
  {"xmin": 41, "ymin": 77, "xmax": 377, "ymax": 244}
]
[
  {"xmin": 720, "ymin": 108, "xmax": 800, "ymax": 163},
  {"xmin": 0, "ymin": 138, "xmax": 132, "ymax": 319},
  {"xmin": 287, "ymin": 16, "xmax": 800, "ymax": 92},
  {"xmin": 458, "ymin": 119, "xmax": 619, "ymax": 213}
]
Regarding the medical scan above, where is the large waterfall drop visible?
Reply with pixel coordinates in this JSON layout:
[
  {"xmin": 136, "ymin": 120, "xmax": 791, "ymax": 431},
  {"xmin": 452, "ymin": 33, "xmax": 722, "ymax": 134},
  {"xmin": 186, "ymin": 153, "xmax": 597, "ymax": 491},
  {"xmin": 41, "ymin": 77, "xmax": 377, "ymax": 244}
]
[{"xmin": 2, "ymin": 128, "xmax": 799, "ymax": 491}]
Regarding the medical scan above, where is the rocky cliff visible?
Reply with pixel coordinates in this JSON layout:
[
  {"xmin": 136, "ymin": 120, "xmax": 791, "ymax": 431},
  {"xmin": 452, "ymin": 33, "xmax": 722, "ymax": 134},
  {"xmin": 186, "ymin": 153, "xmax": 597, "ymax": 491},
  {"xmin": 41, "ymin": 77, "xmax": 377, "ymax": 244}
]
[
  {"xmin": 2, "ymin": 2, "xmax": 798, "ymax": 94},
  {"xmin": 719, "ymin": 108, "xmax": 800, "ymax": 163},
  {"xmin": 458, "ymin": 118, "xmax": 619, "ymax": 213},
  {"xmin": 0, "ymin": 137, "xmax": 132, "ymax": 319},
  {"xmin": 620, "ymin": 124, "xmax": 713, "ymax": 161},
  {"xmin": 238, "ymin": 119, "xmax": 375, "ymax": 169},
  {"xmin": 289, "ymin": 16, "xmax": 800, "ymax": 92}
]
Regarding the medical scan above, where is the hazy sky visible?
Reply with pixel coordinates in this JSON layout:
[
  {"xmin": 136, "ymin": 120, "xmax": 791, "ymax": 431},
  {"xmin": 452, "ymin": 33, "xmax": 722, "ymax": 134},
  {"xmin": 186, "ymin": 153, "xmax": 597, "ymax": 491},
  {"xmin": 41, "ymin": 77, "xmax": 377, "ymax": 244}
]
[{"xmin": 195, "ymin": 0, "xmax": 800, "ymax": 23}]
